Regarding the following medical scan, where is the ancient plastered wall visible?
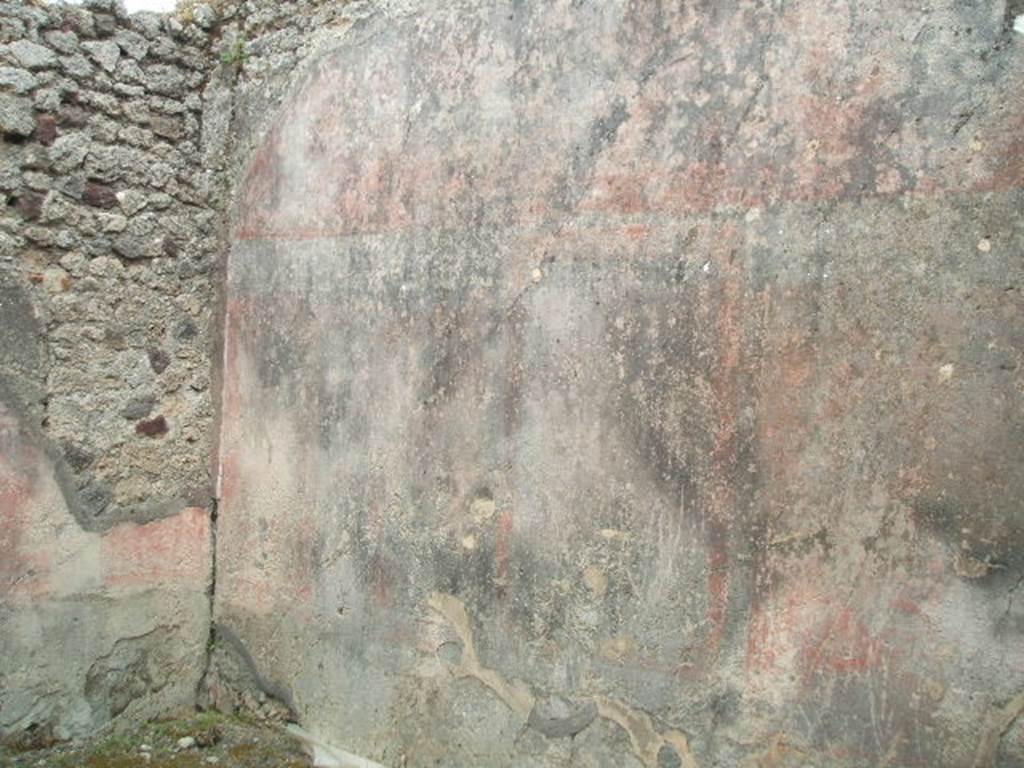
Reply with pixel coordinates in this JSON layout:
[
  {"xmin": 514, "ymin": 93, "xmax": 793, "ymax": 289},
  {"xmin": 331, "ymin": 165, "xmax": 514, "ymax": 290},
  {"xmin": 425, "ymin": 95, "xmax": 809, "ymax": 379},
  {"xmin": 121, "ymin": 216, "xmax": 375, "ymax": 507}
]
[
  {"xmin": 0, "ymin": 0, "xmax": 223, "ymax": 740},
  {"xmin": 217, "ymin": 2, "xmax": 1024, "ymax": 766}
]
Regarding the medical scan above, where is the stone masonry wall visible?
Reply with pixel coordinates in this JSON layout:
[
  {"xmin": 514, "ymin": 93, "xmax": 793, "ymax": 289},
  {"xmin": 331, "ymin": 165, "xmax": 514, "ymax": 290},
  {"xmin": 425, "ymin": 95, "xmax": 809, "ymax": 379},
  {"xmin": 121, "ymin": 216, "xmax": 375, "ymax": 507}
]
[
  {"xmin": 0, "ymin": 0, "xmax": 219, "ymax": 530},
  {"xmin": 3, "ymin": 1, "xmax": 1024, "ymax": 765},
  {"xmin": 0, "ymin": 0, "xmax": 223, "ymax": 742}
]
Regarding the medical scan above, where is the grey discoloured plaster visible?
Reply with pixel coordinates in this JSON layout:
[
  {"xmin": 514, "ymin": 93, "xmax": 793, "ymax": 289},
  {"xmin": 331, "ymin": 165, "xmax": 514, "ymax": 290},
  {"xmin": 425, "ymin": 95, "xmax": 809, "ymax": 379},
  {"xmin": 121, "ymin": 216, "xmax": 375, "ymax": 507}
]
[
  {"xmin": 2, "ymin": 0, "xmax": 1024, "ymax": 763},
  {"xmin": 213, "ymin": 1, "xmax": 1024, "ymax": 766},
  {"xmin": 84, "ymin": 626, "xmax": 179, "ymax": 721},
  {"xmin": 527, "ymin": 697, "xmax": 599, "ymax": 739}
]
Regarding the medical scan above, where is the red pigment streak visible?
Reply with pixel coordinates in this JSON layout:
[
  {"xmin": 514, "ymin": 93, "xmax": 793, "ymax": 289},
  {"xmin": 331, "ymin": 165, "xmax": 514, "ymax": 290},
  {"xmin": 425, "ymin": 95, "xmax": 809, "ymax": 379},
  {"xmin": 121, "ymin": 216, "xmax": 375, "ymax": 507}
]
[
  {"xmin": 743, "ymin": 287, "xmax": 833, "ymax": 677},
  {"xmin": 745, "ymin": 601, "xmax": 775, "ymax": 673},
  {"xmin": 892, "ymin": 594, "xmax": 922, "ymax": 617},
  {"xmin": 103, "ymin": 507, "xmax": 210, "ymax": 590},
  {"xmin": 369, "ymin": 551, "xmax": 392, "ymax": 608},
  {"xmin": 696, "ymin": 223, "xmax": 744, "ymax": 660},
  {"xmin": 799, "ymin": 607, "xmax": 892, "ymax": 681},
  {"xmin": 214, "ymin": 301, "xmax": 247, "ymax": 520},
  {"xmin": 745, "ymin": 567, "xmax": 832, "ymax": 678},
  {"xmin": 0, "ymin": 475, "xmax": 50, "ymax": 598},
  {"xmin": 234, "ymin": 117, "xmax": 1024, "ymax": 242},
  {"xmin": 0, "ymin": 412, "xmax": 52, "ymax": 598},
  {"xmin": 232, "ymin": 41, "xmax": 1024, "ymax": 244},
  {"xmin": 985, "ymin": 113, "xmax": 1024, "ymax": 191},
  {"xmin": 228, "ymin": 15, "xmax": 1024, "ymax": 243},
  {"xmin": 496, "ymin": 509, "xmax": 513, "ymax": 582},
  {"xmin": 216, "ymin": 485, "xmax": 314, "ymax": 616},
  {"xmin": 213, "ymin": 317, "xmax": 320, "ymax": 618}
]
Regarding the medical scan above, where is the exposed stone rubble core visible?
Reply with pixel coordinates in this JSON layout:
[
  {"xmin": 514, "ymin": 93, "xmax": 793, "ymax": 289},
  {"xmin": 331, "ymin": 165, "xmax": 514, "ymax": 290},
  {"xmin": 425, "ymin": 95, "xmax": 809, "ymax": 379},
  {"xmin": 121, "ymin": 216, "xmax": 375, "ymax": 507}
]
[
  {"xmin": 0, "ymin": 0, "xmax": 220, "ymax": 531},
  {"xmin": 0, "ymin": 0, "xmax": 223, "ymax": 742},
  {"xmin": 2, "ymin": 0, "xmax": 1024, "ymax": 766}
]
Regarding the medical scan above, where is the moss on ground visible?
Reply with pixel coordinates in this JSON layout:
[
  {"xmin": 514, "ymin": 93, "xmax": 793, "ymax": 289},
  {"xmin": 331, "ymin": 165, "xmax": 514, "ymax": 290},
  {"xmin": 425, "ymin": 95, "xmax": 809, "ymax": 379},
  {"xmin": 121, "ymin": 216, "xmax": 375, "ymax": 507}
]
[{"xmin": 0, "ymin": 712, "xmax": 309, "ymax": 768}]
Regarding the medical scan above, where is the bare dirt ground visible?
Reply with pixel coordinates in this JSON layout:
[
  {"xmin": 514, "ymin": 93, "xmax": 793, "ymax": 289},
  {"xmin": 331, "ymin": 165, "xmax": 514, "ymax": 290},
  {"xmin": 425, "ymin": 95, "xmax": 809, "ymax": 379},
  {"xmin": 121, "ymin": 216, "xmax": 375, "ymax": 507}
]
[{"xmin": 0, "ymin": 712, "xmax": 311, "ymax": 768}]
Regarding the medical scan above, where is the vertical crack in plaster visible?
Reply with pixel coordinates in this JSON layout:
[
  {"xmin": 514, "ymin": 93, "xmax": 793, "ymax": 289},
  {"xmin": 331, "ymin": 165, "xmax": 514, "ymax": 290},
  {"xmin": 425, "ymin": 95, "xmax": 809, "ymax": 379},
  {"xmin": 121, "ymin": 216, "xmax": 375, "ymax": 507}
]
[
  {"xmin": 427, "ymin": 593, "xmax": 699, "ymax": 768},
  {"xmin": 200, "ymin": 52, "xmax": 242, "ymax": 702},
  {"xmin": 196, "ymin": 497, "xmax": 219, "ymax": 703}
]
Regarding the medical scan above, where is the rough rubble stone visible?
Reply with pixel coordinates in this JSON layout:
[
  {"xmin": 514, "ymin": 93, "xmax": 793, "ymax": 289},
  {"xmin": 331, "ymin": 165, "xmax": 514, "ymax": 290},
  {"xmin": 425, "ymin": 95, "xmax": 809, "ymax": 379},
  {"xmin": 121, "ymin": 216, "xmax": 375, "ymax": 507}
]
[
  {"xmin": 81, "ymin": 40, "xmax": 120, "ymax": 73},
  {"xmin": 34, "ymin": 112, "xmax": 56, "ymax": 145},
  {"xmin": 60, "ymin": 54, "xmax": 94, "ymax": 79},
  {"xmin": 115, "ymin": 188, "xmax": 148, "ymax": 216},
  {"xmin": 31, "ymin": 86, "xmax": 61, "ymax": 112},
  {"xmin": 143, "ymin": 63, "xmax": 185, "ymax": 96},
  {"xmin": 0, "ymin": 65, "xmax": 36, "ymax": 94},
  {"xmin": 48, "ymin": 132, "xmax": 90, "ymax": 173},
  {"xmin": 6, "ymin": 40, "xmax": 58, "ymax": 70},
  {"xmin": 97, "ymin": 211, "xmax": 127, "ymax": 232},
  {"xmin": 121, "ymin": 394, "xmax": 155, "ymax": 420},
  {"xmin": 129, "ymin": 12, "xmax": 163, "ymax": 39},
  {"xmin": 44, "ymin": 30, "xmax": 79, "ymax": 56},
  {"xmin": 82, "ymin": 181, "xmax": 118, "ymax": 209},
  {"xmin": 62, "ymin": 8, "xmax": 97, "ymax": 38},
  {"xmin": 92, "ymin": 13, "xmax": 117, "ymax": 38},
  {"xmin": 0, "ymin": 92, "xmax": 35, "ymax": 136},
  {"xmin": 113, "ymin": 213, "xmax": 165, "ymax": 259},
  {"xmin": 113, "ymin": 30, "xmax": 150, "ymax": 60},
  {"xmin": 192, "ymin": 4, "xmax": 217, "ymax": 30}
]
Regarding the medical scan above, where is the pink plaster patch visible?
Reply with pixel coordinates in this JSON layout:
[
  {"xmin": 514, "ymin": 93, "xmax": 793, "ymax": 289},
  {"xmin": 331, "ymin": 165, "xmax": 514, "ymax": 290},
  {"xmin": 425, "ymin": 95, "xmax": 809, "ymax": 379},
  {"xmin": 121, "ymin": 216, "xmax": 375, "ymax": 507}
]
[
  {"xmin": 0, "ymin": 476, "xmax": 51, "ymax": 599},
  {"xmin": 0, "ymin": 411, "xmax": 52, "ymax": 599},
  {"xmin": 102, "ymin": 506, "xmax": 210, "ymax": 591}
]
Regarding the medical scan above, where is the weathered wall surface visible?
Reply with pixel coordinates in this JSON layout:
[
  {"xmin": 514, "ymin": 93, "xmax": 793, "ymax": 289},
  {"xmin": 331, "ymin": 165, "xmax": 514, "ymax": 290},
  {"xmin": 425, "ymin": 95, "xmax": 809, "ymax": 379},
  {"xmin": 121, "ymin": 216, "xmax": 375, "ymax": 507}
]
[
  {"xmin": 218, "ymin": 1, "xmax": 1024, "ymax": 766},
  {"xmin": 0, "ymin": 0, "xmax": 222, "ymax": 740}
]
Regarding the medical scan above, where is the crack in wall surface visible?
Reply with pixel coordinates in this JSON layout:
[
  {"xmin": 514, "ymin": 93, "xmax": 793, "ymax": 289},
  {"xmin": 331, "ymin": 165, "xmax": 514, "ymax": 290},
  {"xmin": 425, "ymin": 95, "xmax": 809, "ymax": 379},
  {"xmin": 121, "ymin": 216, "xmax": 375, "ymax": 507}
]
[{"xmin": 196, "ymin": 498, "xmax": 219, "ymax": 705}]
